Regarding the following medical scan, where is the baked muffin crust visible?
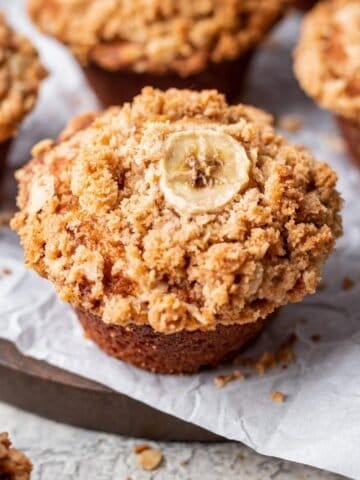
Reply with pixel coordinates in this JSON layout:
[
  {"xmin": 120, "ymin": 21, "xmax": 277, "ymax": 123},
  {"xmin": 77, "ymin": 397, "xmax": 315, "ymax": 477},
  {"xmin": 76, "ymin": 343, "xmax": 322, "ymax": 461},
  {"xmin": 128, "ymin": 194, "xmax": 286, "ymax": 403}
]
[
  {"xmin": 12, "ymin": 88, "xmax": 342, "ymax": 334},
  {"xmin": 28, "ymin": 0, "xmax": 287, "ymax": 76},
  {"xmin": 294, "ymin": 0, "xmax": 360, "ymax": 122},
  {"xmin": 0, "ymin": 13, "xmax": 47, "ymax": 142}
]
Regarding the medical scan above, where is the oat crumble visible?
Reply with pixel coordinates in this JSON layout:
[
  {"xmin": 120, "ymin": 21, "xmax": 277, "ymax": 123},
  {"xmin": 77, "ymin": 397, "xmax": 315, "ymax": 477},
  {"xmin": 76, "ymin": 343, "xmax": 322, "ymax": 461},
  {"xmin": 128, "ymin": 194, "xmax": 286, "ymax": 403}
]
[{"xmin": 12, "ymin": 87, "xmax": 342, "ymax": 334}]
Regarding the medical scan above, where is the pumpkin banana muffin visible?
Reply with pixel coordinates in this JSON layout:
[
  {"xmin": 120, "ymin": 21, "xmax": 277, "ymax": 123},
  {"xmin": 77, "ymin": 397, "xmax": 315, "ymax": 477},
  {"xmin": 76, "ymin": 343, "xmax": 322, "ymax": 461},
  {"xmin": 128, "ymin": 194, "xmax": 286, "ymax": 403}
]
[
  {"xmin": 28, "ymin": 0, "xmax": 288, "ymax": 105},
  {"xmin": 0, "ymin": 433, "xmax": 32, "ymax": 480},
  {"xmin": 12, "ymin": 88, "xmax": 342, "ymax": 373},
  {"xmin": 294, "ymin": 0, "xmax": 360, "ymax": 165},
  {"xmin": 0, "ymin": 13, "xmax": 47, "ymax": 166}
]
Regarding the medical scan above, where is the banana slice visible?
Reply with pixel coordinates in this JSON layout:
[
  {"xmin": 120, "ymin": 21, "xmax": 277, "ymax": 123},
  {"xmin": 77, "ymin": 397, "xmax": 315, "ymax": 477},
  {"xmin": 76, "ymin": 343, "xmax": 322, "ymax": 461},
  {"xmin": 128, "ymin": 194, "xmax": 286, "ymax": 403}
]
[{"xmin": 160, "ymin": 129, "xmax": 250, "ymax": 214}]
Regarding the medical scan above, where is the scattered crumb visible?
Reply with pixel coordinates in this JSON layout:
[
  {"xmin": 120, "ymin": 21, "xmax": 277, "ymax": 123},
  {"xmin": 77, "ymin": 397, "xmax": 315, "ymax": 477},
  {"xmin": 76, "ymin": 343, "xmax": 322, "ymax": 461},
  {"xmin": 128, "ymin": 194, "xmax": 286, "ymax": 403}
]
[
  {"xmin": 238, "ymin": 333, "xmax": 297, "ymax": 375},
  {"xmin": 278, "ymin": 114, "xmax": 303, "ymax": 133},
  {"xmin": 342, "ymin": 276, "xmax": 354, "ymax": 290},
  {"xmin": 1, "ymin": 268, "xmax": 11, "ymax": 275},
  {"xmin": 270, "ymin": 391, "xmax": 286, "ymax": 403},
  {"xmin": 311, "ymin": 334, "xmax": 321, "ymax": 342},
  {"xmin": 179, "ymin": 458, "xmax": 190, "ymax": 466},
  {"xmin": 318, "ymin": 281, "xmax": 328, "ymax": 291},
  {"xmin": 324, "ymin": 134, "xmax": 345, "ymax": 153},
  {"xmin": 137, "ymin": 448, "xmax": 163, "ymax": 471},
  {"xmin": 298, "ymin": 318, "xmax": 308, "ymax": 325},
  {"xmin": 214, "ymin": 370, "xmax": 245, "ymax": 388},
  {"xmin": 133, "ymin": 443, "xmax": 150, "ymax": 454}
]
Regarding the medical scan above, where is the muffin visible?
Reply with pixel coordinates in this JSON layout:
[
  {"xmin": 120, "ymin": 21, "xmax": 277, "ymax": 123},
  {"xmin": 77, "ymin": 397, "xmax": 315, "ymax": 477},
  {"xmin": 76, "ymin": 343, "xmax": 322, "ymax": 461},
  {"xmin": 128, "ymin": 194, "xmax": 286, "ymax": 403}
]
[
  {"xmin": 0, "ymin": 13, "xmax": 47, "ymax": 167},
  {"xmin": 27, "ymin": 0, "xmax": 288, "ymax": 105},
  {"xmin": 294, "ymin": 0, "xmax": 360, "ymax": 165},
  {"xmin": 11, "ymin": 88, "xmax": 342, "ymax": 374},
  {"xmin": 0, "ymin": 433, "xmax": 32, "ymax": 480}
]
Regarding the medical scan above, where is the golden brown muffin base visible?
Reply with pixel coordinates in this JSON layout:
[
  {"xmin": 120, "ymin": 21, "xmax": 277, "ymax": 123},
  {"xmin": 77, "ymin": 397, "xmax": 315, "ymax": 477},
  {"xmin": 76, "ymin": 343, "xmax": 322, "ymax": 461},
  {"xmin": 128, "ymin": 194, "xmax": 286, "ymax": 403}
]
[
  {"xmin": 76, "ymin": 309, "xmax": 269, "ymax": 374},
  {"xmin": 336, "ymin": 116, "xmax": 360, "ymax": 167},
  {"xmin": 82, "ymin": 53, "xmax": 253, "ymax": 106}
]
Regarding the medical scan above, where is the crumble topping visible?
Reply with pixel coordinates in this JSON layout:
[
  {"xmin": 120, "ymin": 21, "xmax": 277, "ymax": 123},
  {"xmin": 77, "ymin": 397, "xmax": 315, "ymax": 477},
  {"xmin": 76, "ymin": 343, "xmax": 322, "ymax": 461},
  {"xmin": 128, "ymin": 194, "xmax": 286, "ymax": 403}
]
[
  {"xmin": 28, "ymin": 0, "xmax": 287, "ymax": 76},
  {"xmin": 12, "ymin": 88, "xmax": 342, "ymax": 334},
  {"xmin": 0, "ymin": 433, "xmax": 32, "ymax": 480},
  {"xmin": 0, "ymin": 13, "xmax": 47, "ymax": 142},
  {"xmin": 294, "ymin": 0, "xmax": 360, "ymax": 122}
]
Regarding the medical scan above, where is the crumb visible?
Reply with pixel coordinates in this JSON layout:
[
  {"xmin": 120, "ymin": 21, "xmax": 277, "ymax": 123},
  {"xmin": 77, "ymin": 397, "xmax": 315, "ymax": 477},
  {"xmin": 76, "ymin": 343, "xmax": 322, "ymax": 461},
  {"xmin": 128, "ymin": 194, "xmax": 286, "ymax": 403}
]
[
  {"xmin": 311, "ymin": 333, "xmax": 321, "ymax": 342},
  {"xmin": 324, "ymin": 135, "xmax": 345, "ymax": 153},
  {"xmin": 342, "ymin": 276, "xmax": 354, "ymax": 290},
  {"xmin": 254, "ymin": 352, "xmax": 276, "ymax": 375},
  {"xmin": 299, "ymin": 318, "xmax": 308, "ymax": 325},
  {"xmin": 270, "ymin": 391, "xmax": 286, "ymax": 403},
  {"xmin": 278, "ymin": 114, "xmax": 303, "ymax": 133},
  {"xmin": 239, "ymin": 333, "xmax": 297, "ymax": 375},
  {"xmin": 0, "ymin": 432, "xmax": 32, "ymax": 480},
  {"xmin": 133, "ymin": 443, "xmax": 150, "ymax": 454},
  {"xmin": 179, "ymin": 458, "xmax": 190, "ymax": 466},
  {"xmin": 318, "ymin": 281, "xmax": 328, "ymax": 291},
  {"xmin": 214, "ymin": 370, "xmax": 245, "ymax": 388},
  {"xmin": 2, "ymin": 268, "xmax": 12, "ymax": 275},
  {"xmin": 137, "ymin": 448, "xmax": 163, "ymax": 471}
]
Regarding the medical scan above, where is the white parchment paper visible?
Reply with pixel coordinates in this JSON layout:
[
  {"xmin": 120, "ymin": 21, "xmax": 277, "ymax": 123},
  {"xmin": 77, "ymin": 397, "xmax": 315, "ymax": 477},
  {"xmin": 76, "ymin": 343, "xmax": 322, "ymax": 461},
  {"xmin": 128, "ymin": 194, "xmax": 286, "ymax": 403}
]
[{"xmin": 1, "ymin": 2, "xmax": 360, "ymax": 478}]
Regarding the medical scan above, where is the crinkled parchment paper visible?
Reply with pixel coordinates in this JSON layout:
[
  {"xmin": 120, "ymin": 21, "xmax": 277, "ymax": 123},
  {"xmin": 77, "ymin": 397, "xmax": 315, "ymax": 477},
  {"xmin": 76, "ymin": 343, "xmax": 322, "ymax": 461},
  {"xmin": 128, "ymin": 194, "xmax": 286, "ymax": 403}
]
[{"xmin": 1, "ymin": 3, "xmax": 360, "ymax": 478}]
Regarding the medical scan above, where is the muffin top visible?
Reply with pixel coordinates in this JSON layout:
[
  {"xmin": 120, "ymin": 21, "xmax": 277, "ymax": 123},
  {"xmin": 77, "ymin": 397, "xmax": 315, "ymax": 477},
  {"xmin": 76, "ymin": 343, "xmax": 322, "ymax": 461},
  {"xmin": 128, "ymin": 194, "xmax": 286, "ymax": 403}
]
[
  {"xmin": 28, "ymin": 0, "xmax": 287, "ymax": 76},
  {"xmin": 0, "ymin": 13, "xmax": 47, "ymax": 142},
  {"xmin": 12, "ymin": 88, "xmax": 342, "ymax": 333},
  {"xmin": 294, "ymin": 0, "xmax": 360, "ymax": 122}
]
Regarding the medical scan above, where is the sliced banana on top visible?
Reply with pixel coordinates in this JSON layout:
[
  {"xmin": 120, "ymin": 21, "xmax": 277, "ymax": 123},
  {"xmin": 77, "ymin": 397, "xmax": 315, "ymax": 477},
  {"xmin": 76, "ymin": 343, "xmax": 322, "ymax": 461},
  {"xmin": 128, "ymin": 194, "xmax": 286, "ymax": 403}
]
[{"xmin": 159, "ymin": 129, "xmax": 250, "ymax": 215}]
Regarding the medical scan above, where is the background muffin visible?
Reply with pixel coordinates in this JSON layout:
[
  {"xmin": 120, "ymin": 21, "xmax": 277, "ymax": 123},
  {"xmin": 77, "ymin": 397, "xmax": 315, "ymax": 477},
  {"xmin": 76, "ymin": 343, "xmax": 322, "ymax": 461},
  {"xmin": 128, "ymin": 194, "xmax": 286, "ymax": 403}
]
[
  {"xmin": 28, "ymin": 0, "xmax": 288, "ymax": 105},
  {"xmin": 294, "ymin": 0, "xmax": 360, "ymax": 165},
  {"xmin": 0, "ymin": 12, "xmax": 47, "ymax": 166},
  {"xmin": 12, "ymin": 88, "xmax": 342, "ymax": 373}
]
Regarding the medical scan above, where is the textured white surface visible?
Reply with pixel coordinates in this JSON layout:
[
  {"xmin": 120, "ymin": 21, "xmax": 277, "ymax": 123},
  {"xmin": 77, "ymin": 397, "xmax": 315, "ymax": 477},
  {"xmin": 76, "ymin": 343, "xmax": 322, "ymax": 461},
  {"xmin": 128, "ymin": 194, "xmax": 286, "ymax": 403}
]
[
  {"xmin": 0, "ymin": 402, "xmax": 344, "ymax": 480},
  {"xmin": 1, "ymin": 2, "xmax": 360, "ymax": 480}
]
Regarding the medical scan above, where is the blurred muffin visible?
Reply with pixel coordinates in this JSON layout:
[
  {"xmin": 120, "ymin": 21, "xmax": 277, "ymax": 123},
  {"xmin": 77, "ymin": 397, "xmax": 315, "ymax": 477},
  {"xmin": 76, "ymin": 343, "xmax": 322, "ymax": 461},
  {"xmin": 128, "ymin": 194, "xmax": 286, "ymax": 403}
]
[
  {"xmin": 12, "ymin": 88, "xmax": 342, "ymax": 374},
  {"xmin": 0, "ymin": 13, "xmax": 47, "ymax": 166},
  {"xmin": 28, "ymin": 0, "xmax": 288, "ymax": 105},
  {"xmin": 294, "ymin": 0, "xmax": 360, "ymax": 165},
  {"xmin": 0, "ymin": 433, "xmax": 32, "ymax": 480}
]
